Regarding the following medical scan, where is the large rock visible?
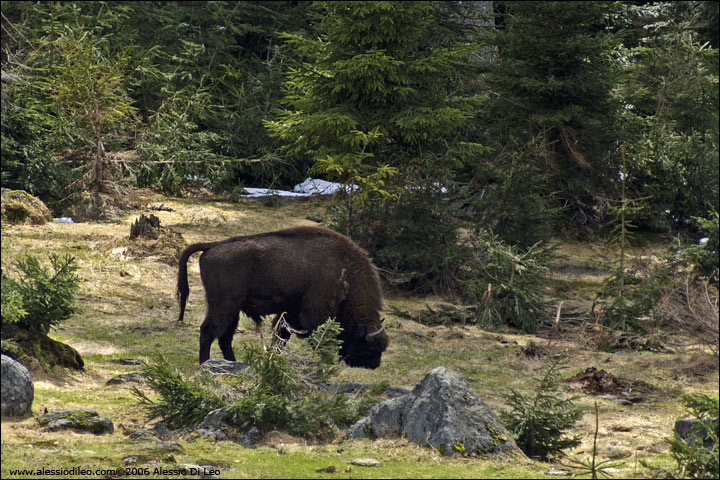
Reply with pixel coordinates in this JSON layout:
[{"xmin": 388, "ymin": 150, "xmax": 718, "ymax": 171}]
[
  {"xmin": 348, "ymin": 367, "xmax": 521, "ymax": 456},
  {"xmin": 1, "ymin": 354, "xmax": 34, "ymax": 417}
]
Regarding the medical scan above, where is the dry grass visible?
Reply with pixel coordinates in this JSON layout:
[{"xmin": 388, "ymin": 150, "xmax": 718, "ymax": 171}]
[{"xmin": 1, "ymin": 189, "xmax": 717, "ymax": 478}]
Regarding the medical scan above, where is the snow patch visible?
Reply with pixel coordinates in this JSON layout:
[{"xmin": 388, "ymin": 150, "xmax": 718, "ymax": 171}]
[{"xmin": 240, "ymin": 178, "xmax": 352, "ymax": 198}]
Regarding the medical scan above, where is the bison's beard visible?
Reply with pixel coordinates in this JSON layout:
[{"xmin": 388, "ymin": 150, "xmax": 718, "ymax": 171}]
[
  {"xmin": 342, "ymin": 351, "xmax": 382, "ymax": 369},
  {"xmin": 339, "ymin": 332, "xmax": 389, "ymax": 369}
]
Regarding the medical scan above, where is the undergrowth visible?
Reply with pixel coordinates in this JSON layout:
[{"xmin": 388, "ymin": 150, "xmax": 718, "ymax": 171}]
[{"xmin": 133, "ymin": 318, "xmax": 384, "ymax": 441}]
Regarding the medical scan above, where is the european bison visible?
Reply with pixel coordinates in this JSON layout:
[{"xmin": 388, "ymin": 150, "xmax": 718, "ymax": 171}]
[{"xmin": 177, "ymin": 226, "xmax": 389, "ymax": 369}]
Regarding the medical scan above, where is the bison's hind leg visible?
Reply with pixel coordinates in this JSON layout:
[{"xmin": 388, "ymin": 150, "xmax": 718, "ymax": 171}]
[
  {"xmin": 200, "ymin": 301, "xmax": 241, "ymax": 363},
  {"xmin": 199, "ymin": 317, "xmax": 215, "ymax": 364}
]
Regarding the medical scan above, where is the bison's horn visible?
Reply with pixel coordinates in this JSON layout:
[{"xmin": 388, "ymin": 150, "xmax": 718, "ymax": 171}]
[{"xmin": 365, "ymin": 325, "xmax": 385, "ymax": 341}]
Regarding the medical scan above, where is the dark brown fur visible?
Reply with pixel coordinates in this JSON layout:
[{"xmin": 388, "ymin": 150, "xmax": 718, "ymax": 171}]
[{"xmin": 177, "ymin": 226, "xmax": 389, "ymax": 368}]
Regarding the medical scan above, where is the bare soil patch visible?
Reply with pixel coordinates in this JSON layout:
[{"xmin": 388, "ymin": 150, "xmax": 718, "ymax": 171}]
[{"xmin": 564, "ymin": 366, "xmax": 657, "ymax": 397}]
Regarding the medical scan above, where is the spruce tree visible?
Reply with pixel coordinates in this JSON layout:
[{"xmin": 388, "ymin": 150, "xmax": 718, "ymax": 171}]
[
  {"xmin": 616, "ymin": 1, "xmax": 719, "ymax": 227},
  {"xmin": 479, "ymin": 1, "xmax": 623, "ymax": 225},
  {"xmin": 266, "ymin": 1, "xmax": 485, "ymax": 292}
]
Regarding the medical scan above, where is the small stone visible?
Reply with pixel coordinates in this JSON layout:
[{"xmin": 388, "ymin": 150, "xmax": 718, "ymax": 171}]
[
  {"xmin": 315, "ymin": 465, "xmax": 337, "ymax": 473},
  {"xmin": 546, "ymin": 468, "xmax": 571, "ymax": 476},
  {"xmin": 200, "ymin": 359, "xmax": 250, "ymax": 375},
  {"xmin": 107, "ymin": 372, "xmax": 148, "ymax": 385},
  {"xmin": 153, "ymin": 441, "xmax": 183, "ymax": 453},
  {"xmin": 345, "ymin": 458, "xmax": 381, "ymax": 467},
  {"xmin": 118, "ymin": 359, "xmax": 143, "ymax": 365}
]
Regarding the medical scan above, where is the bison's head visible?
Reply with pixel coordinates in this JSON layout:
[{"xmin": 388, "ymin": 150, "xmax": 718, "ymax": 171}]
[{"xmin": 340, "ymin": 319, "xmax": 389, "ymax": 369}]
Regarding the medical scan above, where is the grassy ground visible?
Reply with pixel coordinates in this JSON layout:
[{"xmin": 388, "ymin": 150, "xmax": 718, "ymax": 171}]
[{"xmin": 1, "ymin": 190, "xmax": 717, "ymax": 478}]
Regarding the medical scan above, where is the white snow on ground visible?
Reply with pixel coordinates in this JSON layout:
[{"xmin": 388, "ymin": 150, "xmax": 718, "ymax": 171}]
[
  {"xmin": 241, "ymin": 178, "xmax": 352, "ymax": 197},
  {"xmin": 293, "ymin": 177, "xmax": 353, "ymax": 195},
  {"xmin": 241, "ymin": 187, "xmax": 310, "ymax": 198}
]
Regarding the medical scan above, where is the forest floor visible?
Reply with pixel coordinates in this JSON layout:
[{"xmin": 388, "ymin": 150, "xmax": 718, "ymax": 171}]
[{"xmin": 1, "ymin": 189, "xmax": 717, "ymax": 479}]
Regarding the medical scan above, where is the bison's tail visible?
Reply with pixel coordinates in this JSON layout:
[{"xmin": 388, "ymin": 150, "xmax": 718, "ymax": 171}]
[{"xmin": 176, "ymin": 242, "xmax": 215, "ymax": 322}]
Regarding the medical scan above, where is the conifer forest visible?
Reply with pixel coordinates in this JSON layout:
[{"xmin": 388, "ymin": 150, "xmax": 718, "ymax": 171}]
[{"xmin": 1, "ymin": 2, "xmax": 718, "ymax": 479}]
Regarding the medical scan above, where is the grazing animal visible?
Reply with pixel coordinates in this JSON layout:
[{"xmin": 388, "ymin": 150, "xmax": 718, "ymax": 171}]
[{"xmin": 176, "ymin": 226, "xmax": 389, "ymax": 368}]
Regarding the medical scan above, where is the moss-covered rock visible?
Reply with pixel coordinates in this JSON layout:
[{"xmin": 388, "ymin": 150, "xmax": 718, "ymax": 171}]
[
  {"xmin": 36, "ymin": 409, "xmax": 114, "ymax": 434},
  {"xmin": 0, "ymin": 189, "xmax": 52, "ymax": 225},
  {"xmin": 1, "ymin": 324, "xmax": 84, "ymax": 371}
]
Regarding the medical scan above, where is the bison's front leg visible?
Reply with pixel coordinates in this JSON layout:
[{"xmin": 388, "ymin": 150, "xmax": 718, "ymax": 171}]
[{"xmin": 217, "ymin": 327, "xmax": 237, "ymax": 361}]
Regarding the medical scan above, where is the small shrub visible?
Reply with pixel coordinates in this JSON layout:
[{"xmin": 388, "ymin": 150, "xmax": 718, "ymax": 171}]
[
  {"xmin": 667, "ymin": 394, "xmax": 719, "ymax": 479},
  {"xmin": 227, "ymin": 185, "xmax": 247, "ymax": 203},
  {"xmin": 230, "ymin": 343, "xmax": 377, "ymax": 440},
  {"xmin": 562, "ymin": 402, "xmax": 623, "ymax": 478},
  {"xmin": 2, "ymin": 253, "xmax": 80, "ymax": 334},
  {"xmin": 500, "ymin": 356, "xmax": 582, "ymax": 459},
  {"xmin": 297, "ymin": 316, "xmax": 344, "ymax": 382},
  {"xmin": 594, "ymin": 145, "xmax": 660, "ymax": 333},
  {"xmin": 466, "ymin": 233, "xmax": 551, "ymax": 333},
  {"xmin": 261, "ymin": 194, "xmax": 280, "ymax": 208},
  {"xmin": 595, "ymin": 267, "xmax": 664, "ymax": 335},
  {"xmin": 230, "ymin": 318, "xmax": 379, "ymax": 440},
  {"xmin": 132, "ymin": 355, "xmax": 226, "ymax": 429},
  {"xmin": 656, "ymin": 272, "xmax": 718, "ymax": 357}
]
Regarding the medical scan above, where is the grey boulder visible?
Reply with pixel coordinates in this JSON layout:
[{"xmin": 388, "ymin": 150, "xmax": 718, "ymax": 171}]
[
  {"xmin": 348, "ymin": 366, "xmax": 521, "ymax": 456},
  {"xmin": 1, "ymin": 354, "xmax": 34, "ymax": 417}
]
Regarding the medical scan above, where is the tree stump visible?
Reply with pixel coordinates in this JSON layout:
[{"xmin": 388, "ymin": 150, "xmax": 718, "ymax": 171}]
[{"xmin": 129, "ymin": 214, "xmax": 161, "ymax": 240}]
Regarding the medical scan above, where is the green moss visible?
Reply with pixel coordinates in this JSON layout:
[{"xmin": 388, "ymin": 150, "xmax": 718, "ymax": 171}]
[
  {"xmin": 67, "ymin": 412, "xmax": 93, "ymax": 418},
  {"xmin": 485, "ymin": 425, "xmax": 504, "ymax": 450}
]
